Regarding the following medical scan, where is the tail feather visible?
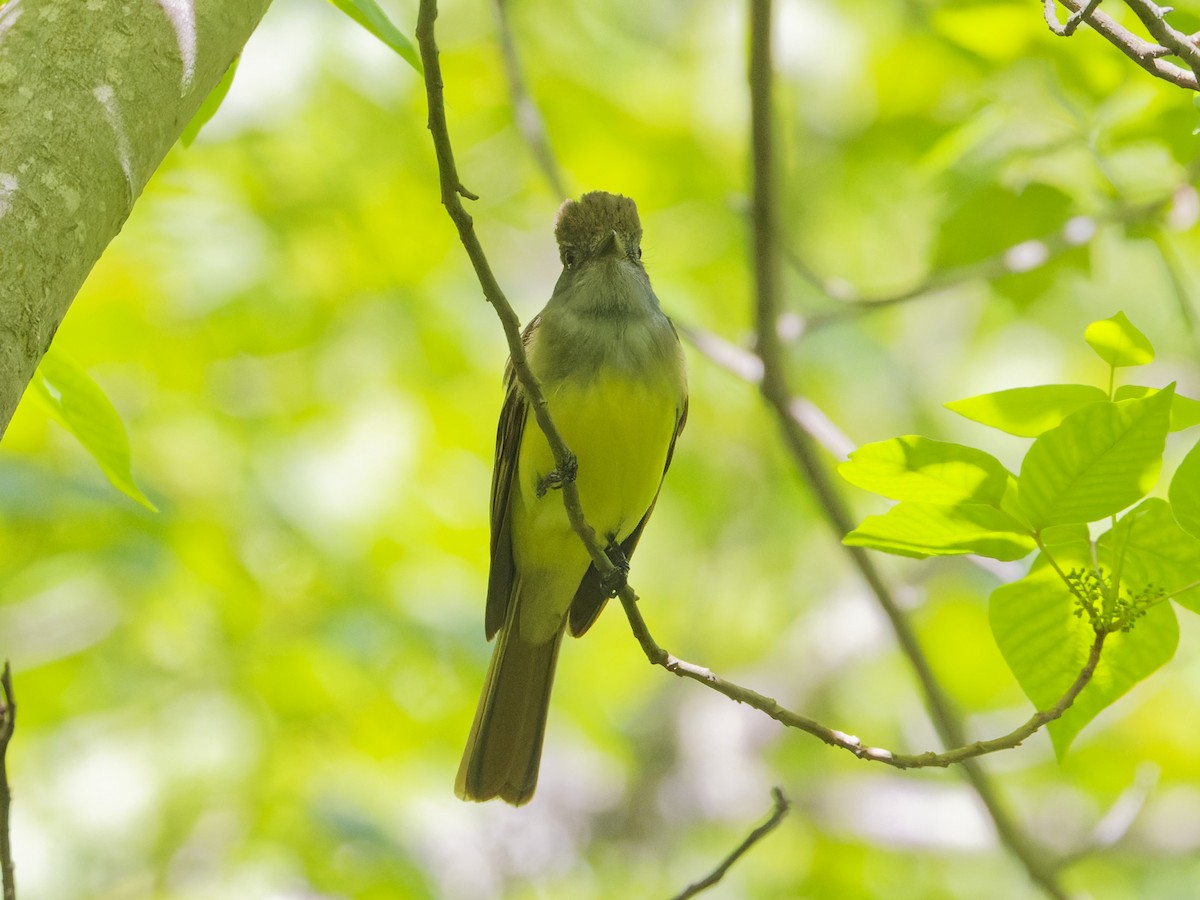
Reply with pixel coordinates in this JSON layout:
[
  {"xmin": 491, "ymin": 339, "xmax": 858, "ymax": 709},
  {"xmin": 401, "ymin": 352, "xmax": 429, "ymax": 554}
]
[{"xmin": 456, "ymin": 614, "xmax": 564, "ymax": 805}]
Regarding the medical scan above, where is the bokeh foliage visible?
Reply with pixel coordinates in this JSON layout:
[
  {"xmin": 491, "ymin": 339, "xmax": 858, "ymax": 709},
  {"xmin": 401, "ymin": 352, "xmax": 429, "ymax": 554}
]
[{"xmin": 3, "ymin": 0, "xmax": 1200, "ymax": 897}]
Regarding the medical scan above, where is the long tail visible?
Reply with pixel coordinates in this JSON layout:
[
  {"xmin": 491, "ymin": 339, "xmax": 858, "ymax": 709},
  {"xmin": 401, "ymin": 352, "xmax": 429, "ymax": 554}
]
[{"xmin": 455, "ymin": 608, "xmax": 564, "ymax": 805}]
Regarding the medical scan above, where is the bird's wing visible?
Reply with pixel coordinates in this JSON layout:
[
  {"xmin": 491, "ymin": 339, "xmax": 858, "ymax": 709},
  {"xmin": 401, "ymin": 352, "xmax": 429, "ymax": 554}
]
[
  {"xmin": 568, "ymin": 396, "xmax": 689, "ymax": 637},
  {"xmin": 484, "ymin": 318, "xmax": 538, "ymax": 640}
]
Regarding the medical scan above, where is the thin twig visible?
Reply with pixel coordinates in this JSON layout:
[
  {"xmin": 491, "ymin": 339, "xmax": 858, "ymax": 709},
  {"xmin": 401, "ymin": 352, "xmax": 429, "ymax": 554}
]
[
  {"xmin": 1044, "ymin": 0, "xmax": 1104, "ymax": 37},
  {"xmin": 1, "ymin": 662, "xmax": 16, "ymax": 900},
  {"xmin": 619, "ymin": 588, "xmax": 1107, "ymax": 768},
  {"xmin": 746, "ymin": 2, "xmax": 1068, "ymax": 896},
  {"xmin": 1046, "ymin": 0, "xmax": 1198, "ymax": 90},
  {"xmin": 803, "ymin": 200, "xmax": 1170, "ymax": 330},
  {"xmin": 670, "ymin": 788, "xmax": 790, "ymax": 900},
  {"xmin": 1124, "ymin": 0, "xmax": 1200, "ymax": 79},
  {"xmin": 491, "ymin": 0, "xmax": 567, "ymax": 198}
]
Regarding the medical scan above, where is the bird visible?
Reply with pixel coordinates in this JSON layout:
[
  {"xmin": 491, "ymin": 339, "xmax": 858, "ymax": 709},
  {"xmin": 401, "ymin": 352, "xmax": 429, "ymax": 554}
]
[{"xmin": 455, "ymin": 191, "xmax": 688, "ymax": 805}]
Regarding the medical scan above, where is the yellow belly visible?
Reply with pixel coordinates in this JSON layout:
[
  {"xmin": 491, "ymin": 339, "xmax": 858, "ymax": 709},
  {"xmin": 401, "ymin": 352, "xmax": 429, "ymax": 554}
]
[{"xmin": 510, "ymin": 374, "xmax": 678, "ymax": 640}]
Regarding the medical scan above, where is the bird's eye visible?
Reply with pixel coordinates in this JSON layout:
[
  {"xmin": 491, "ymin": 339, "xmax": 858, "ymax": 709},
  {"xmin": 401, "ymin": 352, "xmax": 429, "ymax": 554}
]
[
  {"xmin": 635, "ymin": 246, "xmax": 643, "ymax": 260},
  {"xmin": 562, "ymin": 249, "xmax": 576, "ymax": 268}
]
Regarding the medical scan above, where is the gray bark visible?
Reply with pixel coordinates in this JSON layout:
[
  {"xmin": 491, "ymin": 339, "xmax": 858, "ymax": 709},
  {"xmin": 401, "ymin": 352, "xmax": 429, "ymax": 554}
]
[{"xmin": 0, "ymin": 0, "xmax": 272, "ymax": 435}]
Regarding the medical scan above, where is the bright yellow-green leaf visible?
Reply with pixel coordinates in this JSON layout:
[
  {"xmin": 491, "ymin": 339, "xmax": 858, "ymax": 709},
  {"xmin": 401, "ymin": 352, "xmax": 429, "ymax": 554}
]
[
  {"xmin": 1098, "ymin": 499, "xmax": 1200, "ymax": 612},
  {"xmin": 1085, "ymin": 311, "xmax": 1155, "ymax": 368},
  {"xmin": 1017, "ymin": 387, "xmax": 1173, "ymax": 528},
  {"xmin": 1170, "ymin": 437, "xmax": 1200, "ymax": 542},
  {"xmin": 843, "ymin": 501, "xmax": 1035, "ymax": 561},
  {"xmin": 327, "ymin": 0, "xmax": 422, "ymax": 72},
  {"xmin": 838, "ymin": 435, "xmax": 1012, "ymax": 504},
  {"xmin": 946, "ymin": 384, "xmax": 1109, "ymax": 437},
  {"xmin": 1113, "ymin": 384, "xmax": 1200, "ymax": 432},
  {"xmin": 33, "ymin": 348, "xmax": 157, "ymax": 511},
  {"xmin": 990, "ymin": 565, "xmax": 1178, "ymax": 759}
]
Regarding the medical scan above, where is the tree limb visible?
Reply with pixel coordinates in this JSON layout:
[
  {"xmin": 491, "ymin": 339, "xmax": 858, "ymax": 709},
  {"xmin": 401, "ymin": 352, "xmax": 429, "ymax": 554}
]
[
  {"xmin": 1045, "ymin": 0, "xmax": 1199, "ymax": 90},
  {"xmin": 0, "ymin": 0, "xmax": 274, "ymax": 437}
]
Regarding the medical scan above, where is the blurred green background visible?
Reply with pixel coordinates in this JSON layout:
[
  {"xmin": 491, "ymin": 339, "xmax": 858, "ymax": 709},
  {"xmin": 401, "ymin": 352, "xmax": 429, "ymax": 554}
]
[{"xmin": 4, "ymin": 0, "xmax": 1200, "ymax": 897}]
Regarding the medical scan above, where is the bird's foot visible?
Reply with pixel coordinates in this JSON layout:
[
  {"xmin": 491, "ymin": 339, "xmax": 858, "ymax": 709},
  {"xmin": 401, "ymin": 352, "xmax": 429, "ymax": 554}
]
[
  {"xmin": 536, "ymin": 453, "xmax": 578, "ymax": 497},
  {"xmin": 601, "ymin": 540, "xmax": 630, "ymax": 597}
]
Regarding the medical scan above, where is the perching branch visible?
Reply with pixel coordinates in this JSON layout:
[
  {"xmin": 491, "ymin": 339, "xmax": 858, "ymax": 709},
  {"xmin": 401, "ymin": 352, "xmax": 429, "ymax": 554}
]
[
  {"xmin": 1, "ymin": 662, "xmax": 16, "ymax": 900},
  {"xmin": 416, "ymin": 0, "xmax": 637, "ymax": 612},
  {"xmin": 620, "ymin": 579, "xmax": 1108, "ymax": 769},
  {"xmin": 670, "ymin": 788, "xmax": 790, "ymax": 900},
  {"xmin": 1044, "ymin": 0, "xmax": 1199, "ymax": 90}
]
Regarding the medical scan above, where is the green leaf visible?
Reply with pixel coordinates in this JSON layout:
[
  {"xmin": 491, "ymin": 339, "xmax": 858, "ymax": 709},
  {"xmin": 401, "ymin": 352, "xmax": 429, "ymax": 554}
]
[
  {"xmin": 1098, "ymin": 499, "xmax": 1200, "ymax": 612},
  {"xmin": 843, "ymin": 502, "xmax": 1035, "ymax": 560},
  {"xmin": 1017, "ymin": 386, "xmax": 1173, "ymax": 529},
  {"xmin": 327, "ymin": 0, "xmax": 422, "ymax": 72},
  {"xmin": 838, "ymin": 436, "xmax": 1012, "ymax": 504},
  {"xmin": 1113, "ymin": 385, "xmax": 1200, "ymax": 432},
  {"xmin": 990, "ymin": 565, "xmax": 1178, "ymax": 758},
  {"xmin": 33, "ymin": 348, "xmax": 157, "ymax": 511},
  {"xmin": 1169, "ymin": 436, "xmax": 1200, "ymax": 541},
  {"xmin": 181, "ymin": 55, "xmax": 240, "ymax": 148},
  {"xmin": 946, "ymin": 384, "xmax": 1109, "ymax": 438},
  {"xmin": 1084, "ymin": 311, "xmax": 1155, "ymax": 368}
]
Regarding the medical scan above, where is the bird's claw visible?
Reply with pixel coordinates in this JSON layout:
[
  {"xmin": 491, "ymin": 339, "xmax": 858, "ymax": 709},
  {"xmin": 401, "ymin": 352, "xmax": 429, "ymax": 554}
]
[{"xmin": 536, "ymin": 453, "xmax": 578, "ymax": 497}]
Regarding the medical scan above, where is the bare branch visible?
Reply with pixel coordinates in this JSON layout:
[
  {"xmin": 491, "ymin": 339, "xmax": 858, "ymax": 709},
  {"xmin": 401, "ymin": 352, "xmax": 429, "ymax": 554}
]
[
  {"xmin": 1, "ymin": 662, "xmax": 16, "ymax": 900},
  {"xmin": 1044, "ymin": 0, "xmax": 1104, "ymax": 36},
  {"xmin": 670, "ymin": 788, "xmax": 790, "ymax": 900},
  {"xmin": 618, "ymin": 587, "xmax": 1107, "ymax": 769},
  {"xmin": 1125, "ymin": 0, "xmax": 1200, "ymax": 79},
  {"xmin": 491, "ymin": 0, "xmax": 568, "ymax": 197},
  {"xmin": 802, "ymin": 199, "xmax": 1172, "ymax": 330},
  {"xmin": 1046, "ymin": 0, "xmax": 1198, "ymax": 89}
]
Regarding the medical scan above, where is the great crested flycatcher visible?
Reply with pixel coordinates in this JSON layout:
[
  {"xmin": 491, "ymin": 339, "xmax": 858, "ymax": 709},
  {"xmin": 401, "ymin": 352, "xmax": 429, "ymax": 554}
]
[{"xmin": 456, "ymin": 191, "xmax": 688, "ymax": 805}]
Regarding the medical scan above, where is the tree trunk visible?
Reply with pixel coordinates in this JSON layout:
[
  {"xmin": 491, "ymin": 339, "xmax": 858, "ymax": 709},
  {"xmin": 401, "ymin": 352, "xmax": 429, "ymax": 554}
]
[{"xmin": 0, "ymin": 0, "xmax": 272, "ymax": 435}]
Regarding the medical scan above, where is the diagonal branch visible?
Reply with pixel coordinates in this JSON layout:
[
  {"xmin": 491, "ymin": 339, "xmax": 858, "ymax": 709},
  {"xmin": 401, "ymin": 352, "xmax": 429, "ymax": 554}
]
[
  {"xmin": 747, "ymin": 1, "xmax": 1068, "ymax": 896},
  {"xmin": 670, "ymin": 788, "xmax": 790, "ymax": 900},
  {"xmin": 619, "ymin": 579, "xmax": 1107, "ymax": 769},
  {"xmin": 492, "ymin": 0, "xmax": 568, "ymax": 197},
  {"xmin": 1045, "ymin": 0, "xmax": 1198, "ymax": 90}
]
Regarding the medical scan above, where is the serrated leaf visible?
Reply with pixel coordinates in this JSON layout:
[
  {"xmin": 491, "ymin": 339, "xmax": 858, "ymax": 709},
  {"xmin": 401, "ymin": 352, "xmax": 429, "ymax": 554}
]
[
  {"xmin": 1017, "ymin": 387, "xmax": 1173, "ymax": 529},
  {"xmin": 181, "ymin": 55, "xmax": 239, "ymax": 147},
  {"xmin": 946, "ymin": 384, "xmax": 1109, "ymax": 437},
  {"xmin": 989, "ymin": 565, "xmax": 1178, "ymax": 759},
  {"xmin": 1098, "ymin": 499, "xmax": 1200, "ymax": 612},
  {"xmin": 1085, "ymin": 311, "xmax": 1155, "ymax": 368},
  {"xmin": 1169, "ymin": 436, "xmax": 1200, "ymax": 541},
  {"xmin": 838, "ymin": 436, "xmax": 1012, "ymax": 504},
  {"xmin": 843, "ymin": 502, "xmax": 1035, "ymax": 560},
  {"xmin": 33, "ymin": 348, "xmax": 157, "ymax": 511},
  {"xmin": 328, "ymin": 0, "xmax": 422, "ymax": 72},
  {"xmin": 1113, "ymin": 385, "xmax": 1200, "ymax": 431}
]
